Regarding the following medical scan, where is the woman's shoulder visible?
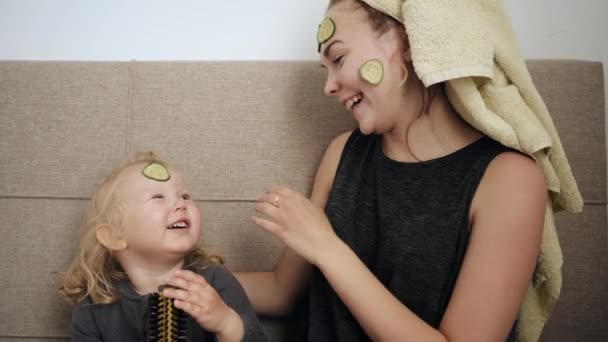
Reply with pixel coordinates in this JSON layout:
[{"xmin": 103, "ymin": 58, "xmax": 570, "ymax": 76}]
[
  {"xmin": 312, "ymin": 130, "xmax": 355, "ymax": 200},
  {"xmin": 328, "ymin": 130, "xmax": 355, "ymax": 154},
  {"xmin": 316, "ymin": 130, "xmax": 355, "ymax": 175},
  {"xmin": 471, "ymin": 149, "xmax": 547, "ymax": 225},
  {"xmin": 467, "ymin": 136, "xmax": 541, "ymax": 180},
  {"xmin": 324, "ymin": 129, "xmax": 373, "ymax": 165},
  {"xmin": 485, "ymin": 150, "xmax": 545, "ymax": 188}
]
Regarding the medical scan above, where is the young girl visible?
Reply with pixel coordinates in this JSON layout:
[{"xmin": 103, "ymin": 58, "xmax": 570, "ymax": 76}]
[
  {"xmin": 236, "ymin": 0, "xmax": 580, "ymax": 341},
  {"xmin": 61, "ymin": 152, "xmax": 267, "ymax": 341}
]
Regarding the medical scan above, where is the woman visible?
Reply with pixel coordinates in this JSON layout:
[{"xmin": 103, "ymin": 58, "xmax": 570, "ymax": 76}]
[{"xmin": 237, "ymin": 0, "xmax": 548, "ymax": 340}]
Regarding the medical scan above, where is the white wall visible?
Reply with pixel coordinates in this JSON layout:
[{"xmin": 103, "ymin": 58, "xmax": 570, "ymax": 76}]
[
  {"xmin": 0, "ymin": 0, "xmax": 328, "ymax": 61},
  {"xmin": 0, "ymin": 0, "xmax": 605, "ymax": 62},
  {"xmin": 1, "ymin": 0, "xmax": 607, "ymax": 175}
]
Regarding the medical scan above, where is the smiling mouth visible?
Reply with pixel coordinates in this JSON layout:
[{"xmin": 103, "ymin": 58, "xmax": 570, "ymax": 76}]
[
  {"xmin": 167, "ymin": 219, "xmax": 190, "ymax": 230},
  {"xmin": 345, "ymin": 93, "xmax": 363, "ymax": 111}
]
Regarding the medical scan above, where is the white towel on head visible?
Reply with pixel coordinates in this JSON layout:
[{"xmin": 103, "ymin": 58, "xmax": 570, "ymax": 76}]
[{"xmin": 361, "ymin": 0, "xmax": 584, "ymax": 341}]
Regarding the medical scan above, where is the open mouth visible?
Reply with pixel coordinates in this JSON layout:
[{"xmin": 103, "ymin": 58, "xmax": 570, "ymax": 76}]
[
  {"xmin": 345, "ymin": 93, "xmax": 363, "ymax": 111},
  {"xmin": 167, "ymin": 219, "xmax": 190, "ymax": 230}
]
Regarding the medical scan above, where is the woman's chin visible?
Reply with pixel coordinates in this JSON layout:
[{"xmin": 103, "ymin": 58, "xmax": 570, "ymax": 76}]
[{"xmin": 358, "ymin": 122, "xmax": 375, "ymax": 135}]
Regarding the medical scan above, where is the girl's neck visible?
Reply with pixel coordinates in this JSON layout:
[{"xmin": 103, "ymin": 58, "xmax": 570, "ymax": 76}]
[{"xmin": 119, "ymin": 256, "xmax": 186, "ymax": 295}]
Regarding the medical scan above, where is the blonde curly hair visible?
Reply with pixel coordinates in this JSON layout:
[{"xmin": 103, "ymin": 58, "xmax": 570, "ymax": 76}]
[{"xmin": 59, "ymin": 152, "xmax": 221, "ymax": 304}]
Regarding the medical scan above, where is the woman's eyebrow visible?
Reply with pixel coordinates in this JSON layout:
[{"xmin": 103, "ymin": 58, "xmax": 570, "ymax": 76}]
[{"xmin": 322, "ymin": 40, "xmax": 342, "ymax": 59}]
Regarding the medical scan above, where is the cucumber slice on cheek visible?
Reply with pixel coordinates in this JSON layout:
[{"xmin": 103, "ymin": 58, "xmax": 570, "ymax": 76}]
[
  {"xmin": 142, "ymin": 162, "xmax": 170, "ymax": 181},
  {"xmin": 360, "ymin": 59, "xmax": 384, "ymax": 85}
]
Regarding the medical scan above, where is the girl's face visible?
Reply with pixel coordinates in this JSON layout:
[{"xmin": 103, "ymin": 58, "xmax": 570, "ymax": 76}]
[
  {"xmin": 320, "ymin": 2, "xmax": 408, "ymax": 135},
  {"xmin": 115, "ymin": 164, "xmax": 202, "ymax": 264}
]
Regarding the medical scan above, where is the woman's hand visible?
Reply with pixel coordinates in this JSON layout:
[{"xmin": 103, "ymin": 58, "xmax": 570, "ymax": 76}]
[
  {"xmin": 162, "ymin": 270, "xmax": 244, "ymax": 340},
  {"xmin": 252, "ymin": 185, "xmax": 339, "ymax": 266}
]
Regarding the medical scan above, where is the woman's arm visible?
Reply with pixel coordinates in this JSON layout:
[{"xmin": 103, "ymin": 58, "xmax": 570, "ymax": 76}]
[
  {"xmin": 439, "ymin": 152, "xmax": 545, "ymax": 340},
  {"xmin": 256, "ymin": 151, "xmax": 546, "ymax": 341},
  {"xmin": 234, "ymin": 249, "xmax": 309, "ymax": 315},
  {"xmin": 235, "ymin": 131, "xmax": 351, "ymax": 316}
]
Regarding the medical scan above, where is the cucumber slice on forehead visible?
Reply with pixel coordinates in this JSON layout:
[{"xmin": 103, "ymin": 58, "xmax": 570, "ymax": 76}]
[
  {"xmin": 317, "ymin": 17, "xmax": 336, "ymax": 52},
  {"xmin": 142, "ymin": 162, "xmax": 170, "ymax": 181},
  {"xmin": 360, "ymin": 59, "xmax": 384, "ymax": 85}
]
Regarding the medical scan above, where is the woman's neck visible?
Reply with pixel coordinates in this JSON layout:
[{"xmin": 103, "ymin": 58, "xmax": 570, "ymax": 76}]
[{"xmin": 383, "ymin": 85, "xmax": 482, "ymax": 162}]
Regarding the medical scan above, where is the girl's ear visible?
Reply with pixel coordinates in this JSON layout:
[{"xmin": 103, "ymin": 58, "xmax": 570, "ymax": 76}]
[{"xmin": 96, "ymin": 224, "xmax": 127, "ymax": 251}]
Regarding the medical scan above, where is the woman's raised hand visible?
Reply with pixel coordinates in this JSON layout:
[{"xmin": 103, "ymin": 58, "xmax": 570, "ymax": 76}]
[{"xmin": 252, "ymin": 186, "xmax": 338, "ymax": 266}]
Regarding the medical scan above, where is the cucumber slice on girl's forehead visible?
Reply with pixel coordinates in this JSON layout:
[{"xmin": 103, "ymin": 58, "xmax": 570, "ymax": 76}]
[
  {"xmin": 317, "ymin": 17, "xmax": 336, "ymax": 52},
  {"xmin": 360, "ymin": 59, "xmax": 384, "ymax": 85},
  {"xmin": 142, "ymin": 162, "xmax": 170, "ymax": 181}
]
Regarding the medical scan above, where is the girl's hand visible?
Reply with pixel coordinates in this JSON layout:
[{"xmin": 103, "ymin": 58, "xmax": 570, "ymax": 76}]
[
  {"xmin": 162, "ymin": 270, "xmax": 244, "ymax": 340},
  {"xmin": 252, "ymin": 185, "xmax": 339, "ymax": 266}
]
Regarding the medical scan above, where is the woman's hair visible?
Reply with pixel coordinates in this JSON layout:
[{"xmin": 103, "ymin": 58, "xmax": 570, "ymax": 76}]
[{"xmin": 59, "ymin": 152, "xmax": 219, "ymax": 304}]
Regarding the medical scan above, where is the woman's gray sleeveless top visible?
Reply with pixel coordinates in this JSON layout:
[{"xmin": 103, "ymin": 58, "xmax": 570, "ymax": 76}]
[{"xmin": 303, "ymin": 130, "xmax": 515, "ymax": 341}]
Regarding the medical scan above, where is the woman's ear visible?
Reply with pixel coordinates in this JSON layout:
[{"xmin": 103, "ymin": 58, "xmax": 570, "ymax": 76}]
[
  {"xmin": 96, "ymin": 224, "xmax": 127, "ymax": 251},
  {"xmin": 403, "ymin": 47, "xmax": 412, "ymax": 62},
  {"xmin": 402, "ymin": 33, "xmax": 412, "ymax": 62}
]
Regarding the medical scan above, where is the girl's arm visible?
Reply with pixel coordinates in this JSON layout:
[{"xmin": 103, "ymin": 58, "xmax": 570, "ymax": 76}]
[
  {"xmin": 256, "ymin": 151, "xmax": 546, "ymax": 341},
  {"xmin": 235, "ymin": 131, "xmax": 352, "ymax": 315}
]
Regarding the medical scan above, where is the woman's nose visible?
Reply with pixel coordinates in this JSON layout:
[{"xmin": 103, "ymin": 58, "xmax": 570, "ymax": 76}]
[{"xmin": 324, "ymin": 72, "xmax": 340, "ymax": 96}]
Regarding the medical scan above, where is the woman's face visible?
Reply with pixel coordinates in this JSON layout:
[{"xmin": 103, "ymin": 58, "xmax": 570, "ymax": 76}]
[{"xmin": 320, "ymin": 2, "xmax": 407, "ymax": 135}]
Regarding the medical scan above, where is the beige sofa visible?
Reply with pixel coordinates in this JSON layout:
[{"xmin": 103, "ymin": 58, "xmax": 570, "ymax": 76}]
[{"xmin": 0, "ymin": 60, "xmax": 605, "ymax": 341}]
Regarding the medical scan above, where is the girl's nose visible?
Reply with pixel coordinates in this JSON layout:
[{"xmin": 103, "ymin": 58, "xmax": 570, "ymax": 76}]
[{"xmin": 174, "ymin": 199, "xmax": 187, "ymax": 211}]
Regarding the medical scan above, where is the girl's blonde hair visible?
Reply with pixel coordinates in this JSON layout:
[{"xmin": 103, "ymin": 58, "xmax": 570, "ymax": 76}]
[{"xmin": 60, "ymin": 152, "xmax": 219, "ymax": 304}]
